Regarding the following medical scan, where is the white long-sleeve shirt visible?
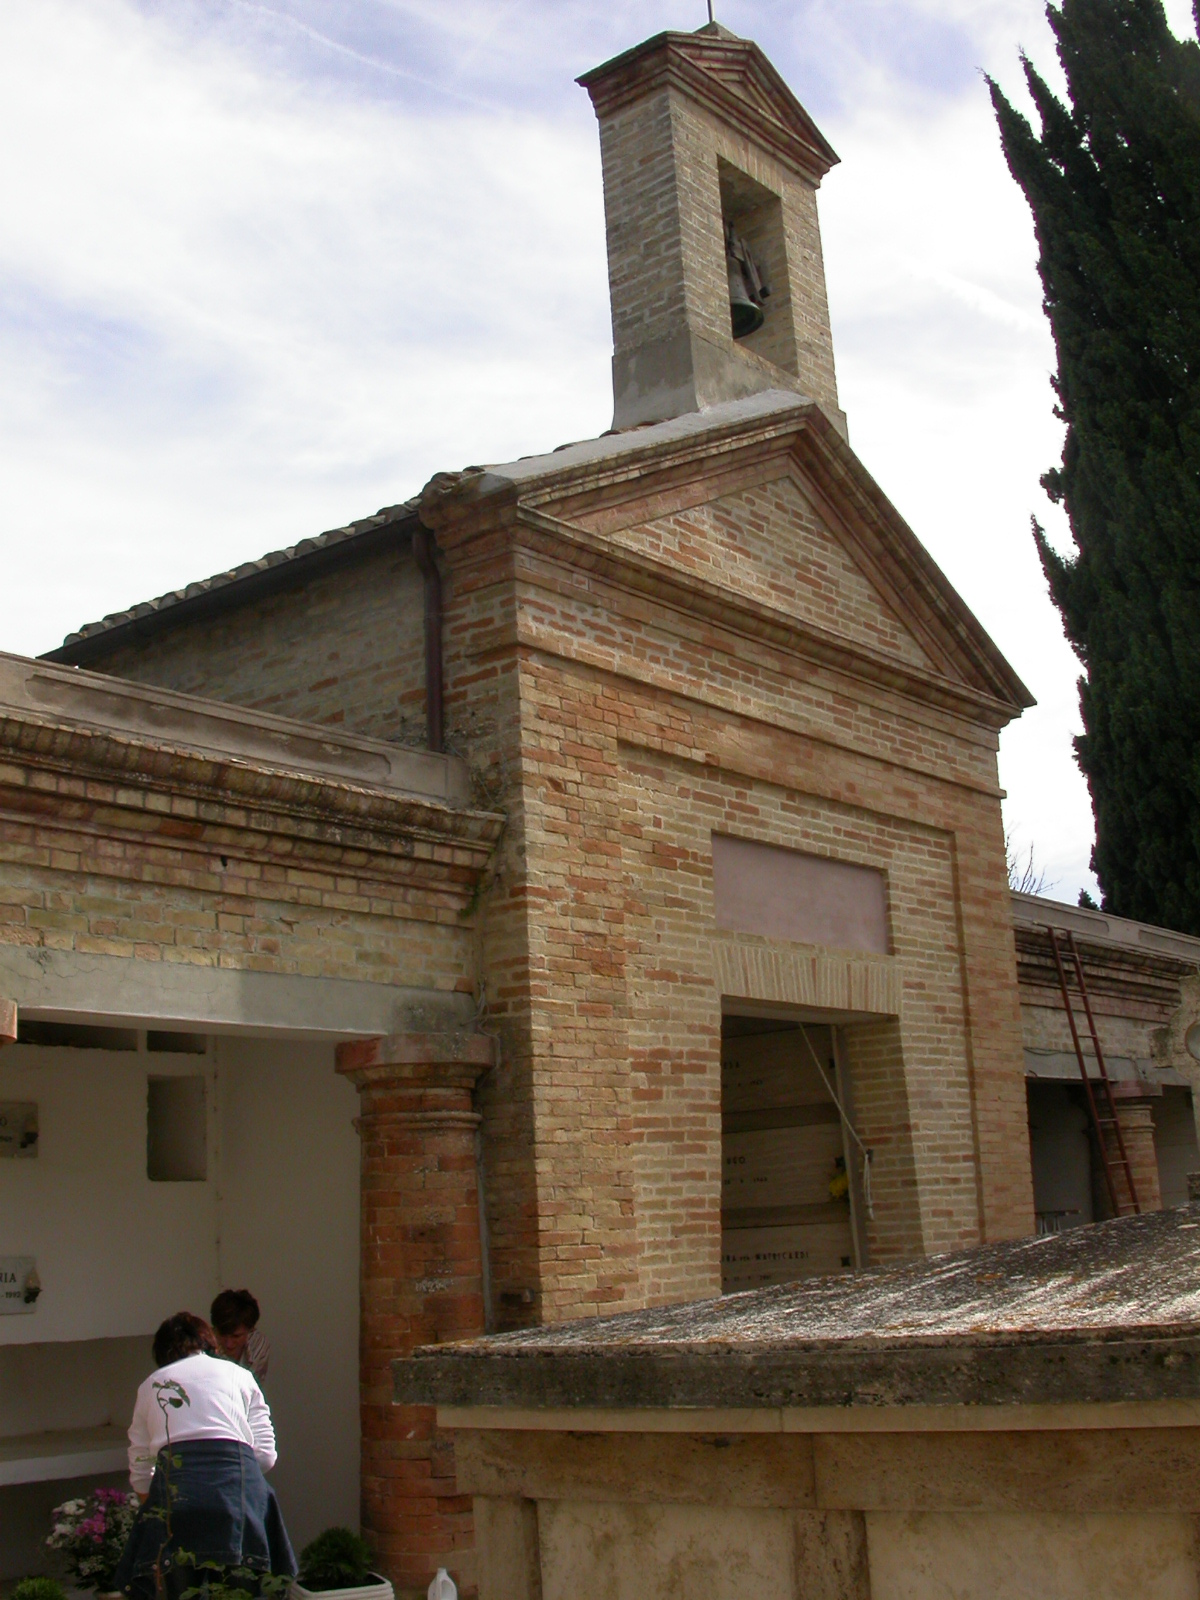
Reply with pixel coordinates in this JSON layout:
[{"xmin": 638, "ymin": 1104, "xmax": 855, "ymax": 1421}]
[{"xmin": 127, "ymin": 1352, "xmax": 277, "ymax": 1495}]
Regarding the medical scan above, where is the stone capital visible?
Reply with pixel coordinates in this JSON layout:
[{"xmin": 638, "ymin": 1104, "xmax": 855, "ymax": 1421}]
[{"xmin": 335, "ymin": 1028, "xmax": 494, "ymax": 1097}]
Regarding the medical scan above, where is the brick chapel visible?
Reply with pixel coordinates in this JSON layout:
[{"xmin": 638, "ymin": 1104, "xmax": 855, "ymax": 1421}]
[{"xmin": 3, "ymin": 22, "xmax": 1199, "ymax": 1600}]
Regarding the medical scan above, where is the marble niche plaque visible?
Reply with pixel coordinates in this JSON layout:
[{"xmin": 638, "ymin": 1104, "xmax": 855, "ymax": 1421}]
[
  {"xmin": 0, "ymin": 1257, "xmax": 40, "ymax": 1314},
  {"xmin": 0, "ymin": 1102, "xmax": 37, "ymax": 1158}
]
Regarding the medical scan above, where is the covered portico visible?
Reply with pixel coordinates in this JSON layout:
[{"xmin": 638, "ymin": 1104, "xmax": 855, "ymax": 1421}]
[{"xmin": 0, "ymin": 652, "xmax": 502, "ymax": 1597}]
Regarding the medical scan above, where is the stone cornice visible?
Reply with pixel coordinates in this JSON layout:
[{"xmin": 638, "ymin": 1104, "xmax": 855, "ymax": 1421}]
[
  {"xmin": 578, "ymin": 31, "xmax": 838, "ymax": 186},
  {"xmin": 1013, "ymin": 923, "xmax": 1193, "ymax": 1024}
]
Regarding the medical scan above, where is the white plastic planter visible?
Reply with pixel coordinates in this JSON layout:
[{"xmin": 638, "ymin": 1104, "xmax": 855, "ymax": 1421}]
[{"xmin": 292, "ymin": 1578, "xmax": 394, "ymax": 1600}]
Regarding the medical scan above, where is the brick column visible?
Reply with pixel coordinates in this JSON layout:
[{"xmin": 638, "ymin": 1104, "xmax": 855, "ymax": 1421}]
[
  {"xmin": 336, "ymin": 1030, "xmax": 494, "ymax": 1600},
  {"xmin": 1107, "ymin": 1084, "xmax": 1163, "ymax": 1215}
]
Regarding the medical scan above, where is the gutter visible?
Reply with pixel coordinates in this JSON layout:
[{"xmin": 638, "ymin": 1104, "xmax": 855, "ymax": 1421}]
[{"xmin": 412, "ymin": 524, "xmax": 445, "ymax": 754}]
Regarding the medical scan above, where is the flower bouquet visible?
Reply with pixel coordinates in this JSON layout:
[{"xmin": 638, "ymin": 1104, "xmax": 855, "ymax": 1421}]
[{"xmin": 47, "ymin": 1487, "xmax": 139, "ymax": 1591}]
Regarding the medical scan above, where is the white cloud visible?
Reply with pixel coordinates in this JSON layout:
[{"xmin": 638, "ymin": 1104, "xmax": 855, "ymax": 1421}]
[{"xmin": 0, "ymin": 0, "xmax": 611, "ymax": 648}]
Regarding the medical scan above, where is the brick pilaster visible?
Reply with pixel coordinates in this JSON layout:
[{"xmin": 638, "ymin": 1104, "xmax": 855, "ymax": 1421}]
[{"xmin": 336, "ymin": 1030, "xmax": 494, "ymax": 1600}]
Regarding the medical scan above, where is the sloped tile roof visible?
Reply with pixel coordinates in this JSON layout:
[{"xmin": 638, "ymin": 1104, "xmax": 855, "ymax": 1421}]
[{"xmin": 52, "ymin": 499, "xmax": 420, "ymax": 654}]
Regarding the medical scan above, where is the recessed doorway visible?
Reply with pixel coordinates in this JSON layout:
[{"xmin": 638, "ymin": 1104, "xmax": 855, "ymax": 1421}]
[{"xmin": 721, "ymin": 1012, "xmax": 863, "ymax": 1291}]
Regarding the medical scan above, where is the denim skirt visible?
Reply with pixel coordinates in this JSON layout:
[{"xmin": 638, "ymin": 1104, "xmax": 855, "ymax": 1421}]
[{"xmin": 113, "ymin": 1439, "xmax": 296, "ymax": 1600}]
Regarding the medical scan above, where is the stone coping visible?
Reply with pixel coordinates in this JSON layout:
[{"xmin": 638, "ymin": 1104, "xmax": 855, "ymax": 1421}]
[
  {"xmin": 394, "ymin": 1209, "xmax": 1200, "ymax": 1413},
  {"xmin": 1011, "ymin": 889, "xmax": 1200, "ymax": 967},
  {"xmin": 0, "ymin": 649, "xmax": 469, "ymax": 805},
  {"xmin": 481, "ymin": 390, "xmax": 807, "ymax": 488}
]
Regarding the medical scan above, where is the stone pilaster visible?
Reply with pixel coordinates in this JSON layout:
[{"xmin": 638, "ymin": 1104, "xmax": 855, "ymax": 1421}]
[
  {"xmin": 336, "ymin": 1030, "xmax": 494, "ymax": 1600},
  {"xmin": 0, "ymin": 999, "xmax": 15, "ymax": 1047}
]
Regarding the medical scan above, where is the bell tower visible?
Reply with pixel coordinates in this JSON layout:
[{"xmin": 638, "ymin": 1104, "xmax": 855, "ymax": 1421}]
[{"xmin": 579, "ymin": 24, "xmax": 846, "ymax": 435}]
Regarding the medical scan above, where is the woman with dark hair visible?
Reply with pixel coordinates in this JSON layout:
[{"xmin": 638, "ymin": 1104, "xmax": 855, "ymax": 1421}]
[
  {"xmin": 113, "ymin": 1312, "xmax": 295, "ymax": 1600},
  {"xmin": 211, "ymin": 1288, "xmax": 270, "ymax": 1381}
]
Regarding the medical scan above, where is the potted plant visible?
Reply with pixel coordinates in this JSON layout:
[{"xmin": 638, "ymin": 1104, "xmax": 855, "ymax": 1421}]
[
  {"xmin": 292, "ymin": 1529, "xmax": 393, "ymax": 1600},
  {"xmin": 13, "ymin": 1580, "xmax": 69, "ymax": 1600},
  {"xmin": 46, "ymin": 1489, "xmax": 139, "ymax": 1596}
]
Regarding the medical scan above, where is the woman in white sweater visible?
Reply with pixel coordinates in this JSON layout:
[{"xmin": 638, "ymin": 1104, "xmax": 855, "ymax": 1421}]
[{"xmin": 113, "ymin": 1313, "xmax": 295, "ymax": 1600}]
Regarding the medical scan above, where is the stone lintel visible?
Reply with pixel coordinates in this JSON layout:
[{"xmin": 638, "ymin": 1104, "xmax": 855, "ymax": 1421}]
[{"xmin": 0, "ymin": 943, "xmax": 472, "ymax": 1040}]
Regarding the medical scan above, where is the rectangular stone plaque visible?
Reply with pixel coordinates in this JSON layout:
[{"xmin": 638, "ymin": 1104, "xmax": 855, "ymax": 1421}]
[
  {"xmin": 0, "ymin": 1102, "xmax": 37, "ymax": 1158},
  {"xmin": 0, "ymin": 1257, "xmax": 39, "ymax": 1314},
  {"xmin": 712, "ymin": 834, "xmax": 889, "ymax": 953}
]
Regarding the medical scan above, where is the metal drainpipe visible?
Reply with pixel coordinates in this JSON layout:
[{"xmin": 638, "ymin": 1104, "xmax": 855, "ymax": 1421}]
[{"xmin": 412, "ymin": 524, "xmax": 444, "ymax": 753}]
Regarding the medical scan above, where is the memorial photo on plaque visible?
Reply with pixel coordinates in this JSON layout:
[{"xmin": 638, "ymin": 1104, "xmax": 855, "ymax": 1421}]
[{"xmin": 0, "ymin": 1101, "xmax": 38, "ymax": 1158}]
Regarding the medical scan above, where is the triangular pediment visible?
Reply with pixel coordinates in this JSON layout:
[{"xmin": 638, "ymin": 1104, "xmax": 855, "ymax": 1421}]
[
  {"xmin": 676, "ymin": 33, "xmax": 824, "ymax": 144},
  {"xmin": 626, "ymin": 477, "xmax": 934, "ymax": 674},
  {"xmin": 482, "ymin": 395, "xmax": 1032, "ymax": 719},
  {"xmin": 578, "ymin": 30, "xmax": 839, "ymax": 184}
]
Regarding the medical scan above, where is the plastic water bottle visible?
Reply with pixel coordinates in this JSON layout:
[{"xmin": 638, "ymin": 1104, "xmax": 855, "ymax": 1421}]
[{"xmin": 427, "ymin": 1571, "xmax": 456, "ymax": 1600}]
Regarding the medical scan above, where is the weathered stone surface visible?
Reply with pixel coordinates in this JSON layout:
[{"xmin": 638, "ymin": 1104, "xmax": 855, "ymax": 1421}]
[
  {"xmin": 455, "ymin": 1428, "xmax": 816, "ymax": 1507},
  {"xmin": 472, "ymin": 1497, "xmax": 541, "ymax": 1600},
  {"xmin": 395, "ymin": 1208, "xmax": 1200, "ymax": 1412},
  {"xmin": 866, "ymin": 1510, "xmax": 1198, "ymax": 1600},
  {"xmin": 815, "ymin": 1426, "xmax": 1200, "ymax": 1512}
]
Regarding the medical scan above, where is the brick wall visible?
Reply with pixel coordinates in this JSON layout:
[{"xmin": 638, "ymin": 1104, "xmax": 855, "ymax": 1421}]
[
  {"xmin": 593, "ymin": 475, "xmax": 930, "ymax": 668},
  {"xmin": 89, "ymin": 540, "xmax": 426, "ymax": 746},
  {"xmin": 421, "ymin": 434, "xmax": 1031, "ymax": 1313},
  {"xmin": 593, "ymin": 76, "xmax": 840, "ymax": 417},
  {"xmin": 0, "ymin": 746, "xmax": 484, "ymax": 994}
]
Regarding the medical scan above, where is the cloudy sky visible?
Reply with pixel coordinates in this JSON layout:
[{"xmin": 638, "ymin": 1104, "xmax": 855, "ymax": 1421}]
[{"xmin": 2, "ymin": 0, "xmax": 1196, "ymax": 903}]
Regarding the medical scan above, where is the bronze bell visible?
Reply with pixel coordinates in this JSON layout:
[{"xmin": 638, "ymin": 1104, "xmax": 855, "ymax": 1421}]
[
  {"xmin": 725, "ymin": 222, "xmax": 768, "ymax": 339},
  {"xmin": 728, "ymin": 257, "xmax": 764, "ymax": 338}
]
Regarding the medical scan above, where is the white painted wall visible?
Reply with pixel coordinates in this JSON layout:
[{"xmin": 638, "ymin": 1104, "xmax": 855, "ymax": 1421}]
[
  {"xmin": 1154, "ymin": 1086, "xmax": 1200, "ymax": 1209},
  {"xmin": 0, "ymin": 1033, "xmax": 361, "ymax": 1565},
  {"xmin": 0, "ymin": 1044, "xmax": 219, "ymax": 1344},
  {"xmin": 215, "ymin": 1038, "xmax": 361, "ymax": 1551}
]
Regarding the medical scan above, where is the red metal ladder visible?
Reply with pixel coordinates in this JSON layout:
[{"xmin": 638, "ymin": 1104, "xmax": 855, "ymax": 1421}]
[{"xmin": 1045, "ymin": 925, "xmax": 1141, "ymax": 1217}]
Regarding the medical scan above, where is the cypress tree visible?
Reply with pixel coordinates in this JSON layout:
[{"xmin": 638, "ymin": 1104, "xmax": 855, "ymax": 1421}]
[{"xmin": 988, "ymin": 1, "xmax": 1200, "ymax": 931}]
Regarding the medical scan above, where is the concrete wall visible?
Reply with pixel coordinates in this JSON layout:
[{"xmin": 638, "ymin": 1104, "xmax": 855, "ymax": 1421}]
[
  {"xmin": 535, "ymin": 1503, "xmax": 1196, "ymax": 1600},
  {"xmin": 1154, "ymin": 1087, "xmax": 1200, "ymax": 1208},
  {"xmin": 1027, "ymin": 1082, "xmax": 1095, "ymax": 1231}
]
